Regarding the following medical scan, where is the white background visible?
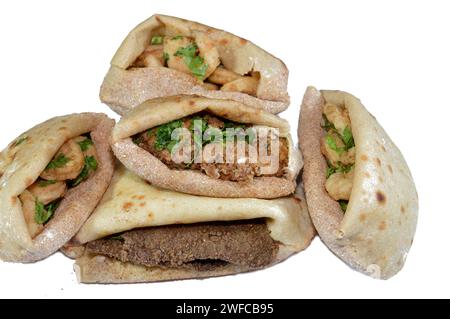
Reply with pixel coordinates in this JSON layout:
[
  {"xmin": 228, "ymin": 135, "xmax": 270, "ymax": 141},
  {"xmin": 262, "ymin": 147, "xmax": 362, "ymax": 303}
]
[{"xmin": 0, "ymin": 0, "xmax": 448, "ymax": 299}]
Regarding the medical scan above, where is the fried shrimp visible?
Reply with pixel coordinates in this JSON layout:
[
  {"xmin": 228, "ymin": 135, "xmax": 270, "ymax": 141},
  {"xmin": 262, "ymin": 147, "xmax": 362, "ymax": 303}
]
[
  {"xmin": 40, "ymin": 139, "xmax": 84, "ymax": 181},
  {"xmin": 28, "ymin": 181, "xmax": 67, "ymax": 205}
]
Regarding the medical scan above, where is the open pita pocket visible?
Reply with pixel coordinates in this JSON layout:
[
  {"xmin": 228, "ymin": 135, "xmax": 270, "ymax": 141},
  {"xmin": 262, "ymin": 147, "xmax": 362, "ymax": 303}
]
[
  {"xmin": 100, "ymin": 14, "xmax": 289, "ymax": 115},
  {"xmin": 0, "ymin": 113, "xmax": 115, "ymax": 262},
  {"xmin": 111, "ymin": 95, "xmax": 302, "ymax": 199},
  {"xmin": 298, "ymin": 87, "xmax": 418, "ymax": 279},
  {"xmin": 72, "ymin": 165, "xmax": 315, "ymax": 284}
]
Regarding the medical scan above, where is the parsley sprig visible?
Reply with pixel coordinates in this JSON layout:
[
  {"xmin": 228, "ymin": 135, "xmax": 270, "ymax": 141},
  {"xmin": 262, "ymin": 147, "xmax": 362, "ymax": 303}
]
[
  {"xmin": 151, "ymin": 35, "xmax": 163, "ymax": 45},
  {"xmin": 174, "ymin": 43, "xmax": 208, "ymax": 79},
  {"xmin": 77, "ymin": 138, "xmax": 93, "ymax": 151},
  {"xmin": 46, "ymin": 154, "xmax": 70, "ymax": 170},
  {"xmin": 35, "ymin": 199, "xmax": 60, "ymax": 224},
  {"xmin": 69, "ymin": 156, "xmax": 98, "ymax": 187},
  {"xmin": 38, "ymin": 180, "xmax": 56, "ymax": 187},
  {"xmin": 152, "ymin": 120, "xmax": 184, "ymax": 151}
]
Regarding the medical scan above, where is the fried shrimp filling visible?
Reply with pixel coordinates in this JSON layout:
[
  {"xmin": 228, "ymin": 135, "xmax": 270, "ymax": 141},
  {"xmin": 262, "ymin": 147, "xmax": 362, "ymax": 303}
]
[
  {"xmin": 320, "ymin": 103, "xmax": 355, "ymax": 212},
  {"xmin": 130, "ymin": 35, "xmax": 260, "ymax": 97},
  {"xmin": 18, "ymin": 135, "xmax": 99, "ymax": 238},
  {"xmin": 132, "ymin": 113, "xmax": 289, "ymax": 182}
]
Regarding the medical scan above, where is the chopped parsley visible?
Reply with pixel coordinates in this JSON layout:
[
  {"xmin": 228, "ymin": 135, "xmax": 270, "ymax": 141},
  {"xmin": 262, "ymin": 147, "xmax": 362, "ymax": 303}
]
[
  {"xmin": 174, "ymin": 43, "xmax": 208, "ymax": 79},
  {"xmin": 154, "ymin": 120, "xmax": 183, "ymax": 151},
  {"xmin": 69, "ymin": 156, "xmax": 98, "ymax": 187},
  {"xmin": 148, "ymin": 116, "xmax": 255, "ymax": 154},
  {"xmin": 151, "ymin": 35, "xmax": 163, "ymax": 45},
  {"xmin": 326, "ymin": 166, "xmax": 336, "ymax": 179},
  {"xmin": 77, "ymin": 138, "xmax": 93, "ymax": 151},
  {"xmin": 322, "ymin": 114, "xmax": 354, "ymax": 152},
  {"xmin": 171, "ymin": 35, "xmax": 184, "ymax": 40},
  {"xmin": 342, "ymin": 126, "xmax": 354, "ymax": 149},
  {"xmin": 46, "ymin": 154, "xmax": 70, "ymax": 170},
  {"xmin": 35, "ymin": 199, "xmax": 60, "ymax": 224},
  {"xmin": 167, "ymin": 140, "xmax": 179, "ymax": 153},
  {"xmin": 326, "ymin": 135, "xmax": 345, "ymax": 155},
  {"xmin": 38, "ymin": 179, "xmax": 56, "ymax": 187},
  {"xmin": 326, "ymin": 162, "xmax": 354, "ymax": 178},
  {"xmin": 321, "ymin": 114, "xmax": 336, "ymax": 132}
]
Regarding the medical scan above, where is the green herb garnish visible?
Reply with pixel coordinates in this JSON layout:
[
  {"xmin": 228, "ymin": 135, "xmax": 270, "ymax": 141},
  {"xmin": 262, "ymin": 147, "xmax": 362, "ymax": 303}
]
[
  {"xmin": 70, "ymin": 156, "xmax": 98, "ymax": 187},
  {"xmin": 172, "ymin": 35, "xmax": 184, "ymax": 40},
  {"xmin": 77, "ymin": 138, "xmax": 93, "ymax": 151},
  {"xmin": 154, "ymin": 120, "xmax": 183, "ymax": 151},
  {"xmin": 85, "ymin": 156, "xmax": 98, "ymax": 171},
  {"xmin": 342, "ymin": 126, "xmax": 354, "ymax": 150},
  {"xmin": 326, "ymin": 166, "xmax": 336, "ymax": 178},
  {"xmin": 188, "ymin": 56, "xmax": 208, "ymax": 79},
  {"xmin": 151, "ymin": 35, "xmax": 163, "ymax": 45},
  {"xmin": 35, "ymin": 199, "xmax": 60, "ymax": 224},
  {"xmin": 167, "ymin": 140, "xmax": 179, "ymax": 153},
  {"xmin": 38, "ymin": 180, "xmax": 56, "ymax": 187},
  {"xmin": 322, "ymin": 115, "xmax": 354, "ymax": 151},
  {"xmin": 326, "ymin": 135, "xmax": 345, "ymax": 155},
  {"xmin": 326, "ymin": 162, "xmax": 354, "ymax": 178},
  {"xmin": 174, "ymin": 43, "xmax": 208, "ymax": 79},
  {"xmin": 321, "ymin": 114, "xmax": 336, "ymax": 132},
  {"xmin": 337, "ymin": 163, "xmax": 353, "ymax": 174},
  {"xmin": 46, "ymin": 154, "xmax": 70, "ymax": 170}
]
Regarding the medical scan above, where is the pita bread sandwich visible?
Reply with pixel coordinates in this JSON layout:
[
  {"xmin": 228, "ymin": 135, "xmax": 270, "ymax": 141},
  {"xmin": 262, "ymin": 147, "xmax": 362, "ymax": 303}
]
[
  {"xmin": 100, "ymin": 14, "xmax": 289, "ymax": 115},
  {"xmin": 0, "ymin": 113, "xmax": 115, "ymax": 262},
  {"xmin": 67, "ymin": 164, "xmax": 315, "ymax": 284},
  {"xmin": 298, "ymin": 87, "xmax": 418, "ymax": 279},
  {"xmin": 111, "ymin": 95, "xmax": 302, "ymax": 199}
]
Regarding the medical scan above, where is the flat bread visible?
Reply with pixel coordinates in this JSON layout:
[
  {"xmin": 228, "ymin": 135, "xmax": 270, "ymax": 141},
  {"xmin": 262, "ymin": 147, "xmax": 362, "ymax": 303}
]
[
  {"xmin": 111, "ymin": 95, "xmax": 302, "ymax": 198},
  {"xmin": 298, "ymin": 87, "xmax": 418, "ymax": 279},
  {"xmin": 100, "ymin": 14, "xmax": 289, "ymax": 115},
  {"xmin": 0, "ymin": 113, "xmax": 115, "ymax": 262},
  {"xmin": 73, "ymin": 165, "xmax": 315, "ymax": 283}
]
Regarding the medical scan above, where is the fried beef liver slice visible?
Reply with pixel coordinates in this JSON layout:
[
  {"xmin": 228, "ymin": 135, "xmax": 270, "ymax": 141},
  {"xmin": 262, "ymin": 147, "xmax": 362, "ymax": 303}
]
[{"xmin": 86, "ymin": 219, "xmax": 278, "ymax": 269}]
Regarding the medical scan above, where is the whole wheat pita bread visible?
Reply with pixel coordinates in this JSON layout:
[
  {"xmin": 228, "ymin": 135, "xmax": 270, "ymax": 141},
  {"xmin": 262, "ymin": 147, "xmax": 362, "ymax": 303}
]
[
  {"xmin": 111, "ymin": 95, "xmax": 302, "ymax": 199},
  {"xmin": 0, "ymin": 113, "xmax": 115, "ymax": 262},
  {"xmin": 298, "ymin": 87, "xmax": 418, "ymax": 279},
  {"xmin": 72, "ymin": 165, "xmax": 315, "ymax": 284},
  {"xmin": 100, "ymin": 14, "xmax": 289, "ymax": 115}
]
